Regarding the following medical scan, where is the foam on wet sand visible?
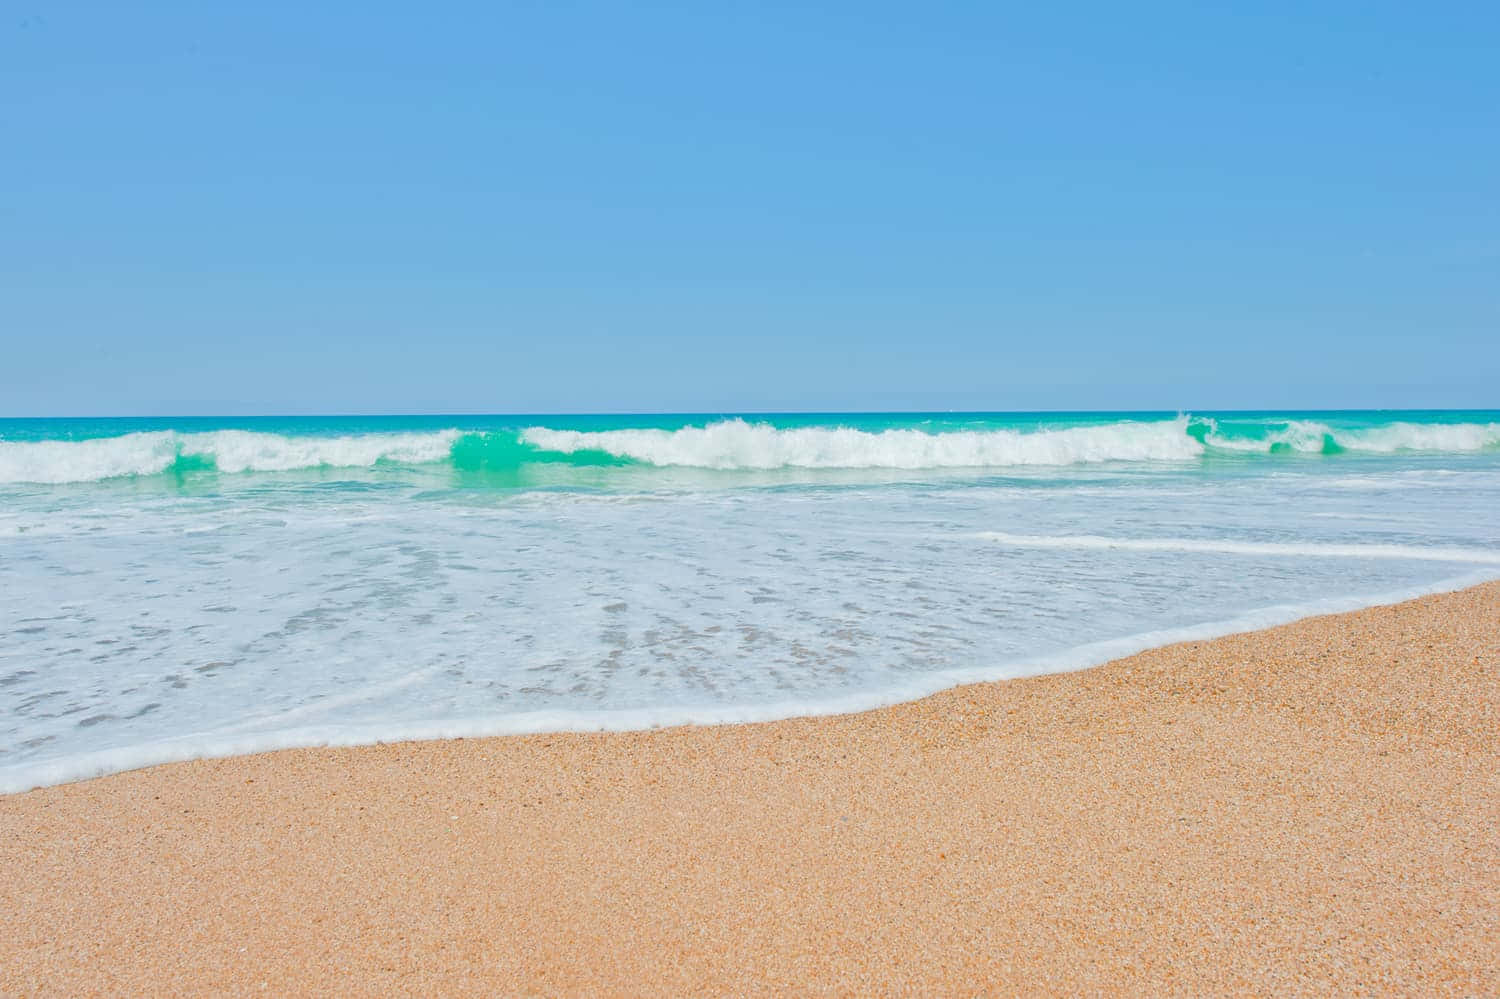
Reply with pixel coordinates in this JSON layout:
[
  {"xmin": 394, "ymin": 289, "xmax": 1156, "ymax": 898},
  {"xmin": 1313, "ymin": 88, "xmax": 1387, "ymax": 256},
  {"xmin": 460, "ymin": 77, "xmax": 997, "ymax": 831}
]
[{"xmin": 2, "ymin": 583, "xmax": 1497, "ymax": 994}]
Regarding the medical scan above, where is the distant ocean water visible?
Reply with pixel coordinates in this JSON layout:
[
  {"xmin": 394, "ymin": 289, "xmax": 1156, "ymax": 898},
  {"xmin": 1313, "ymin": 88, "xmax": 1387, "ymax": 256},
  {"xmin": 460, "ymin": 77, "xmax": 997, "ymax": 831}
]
[{"xmin": 3, "ymin": 410, "xmax": 1499, "ymax": 791}]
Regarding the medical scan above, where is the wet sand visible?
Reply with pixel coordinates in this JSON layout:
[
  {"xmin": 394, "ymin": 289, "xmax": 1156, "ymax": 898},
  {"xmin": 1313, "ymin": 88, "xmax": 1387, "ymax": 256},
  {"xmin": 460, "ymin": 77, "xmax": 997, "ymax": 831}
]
[{"xmin": 3, "ymin": 582, "xmax": 1497, "ymax": 995}]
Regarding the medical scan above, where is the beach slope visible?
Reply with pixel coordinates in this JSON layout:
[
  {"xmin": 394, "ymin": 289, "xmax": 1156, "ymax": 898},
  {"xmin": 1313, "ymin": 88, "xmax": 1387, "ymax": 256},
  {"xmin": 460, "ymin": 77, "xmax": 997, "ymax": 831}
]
[{"xmin": 3, "ymin": 583, "xmax": 1497, "ymax": 995}]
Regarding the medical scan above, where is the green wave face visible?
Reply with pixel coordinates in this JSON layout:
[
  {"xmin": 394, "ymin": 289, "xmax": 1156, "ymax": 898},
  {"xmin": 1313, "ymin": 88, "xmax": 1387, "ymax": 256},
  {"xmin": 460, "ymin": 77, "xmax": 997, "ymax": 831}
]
[
  {"xmin": 449, "ymin": 431, "xmax": 635, "ymax": 471},
  {"xmin": 166, "ymin": 452, "xmax": 218, "ymax": 475}
]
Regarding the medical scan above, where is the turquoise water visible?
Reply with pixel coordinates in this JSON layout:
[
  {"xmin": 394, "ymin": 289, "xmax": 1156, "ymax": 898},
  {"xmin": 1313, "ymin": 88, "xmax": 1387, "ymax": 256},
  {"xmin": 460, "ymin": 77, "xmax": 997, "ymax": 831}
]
[{"xmin": 3, "ymin": 411, "xmax": 1499, "ymax": 790}]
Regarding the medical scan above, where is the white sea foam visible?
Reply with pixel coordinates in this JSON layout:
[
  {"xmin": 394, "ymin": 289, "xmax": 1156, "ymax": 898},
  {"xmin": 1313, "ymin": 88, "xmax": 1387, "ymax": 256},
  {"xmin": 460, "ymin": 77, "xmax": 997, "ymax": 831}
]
[
  {"xmin": 1338, "ymin": 421, "xmax": 1500, "ymax": 452},
  {"xmin": 1200, "ymin": 418, "xmax": 1500, "ymax": 455},
  {"xmin": 977, "ymin": 532, "xmax": 1500, "ymax": 563},
  {"xmin": 1324, "ymin": 477, "xmax": 1415, "ymax": 490},
  {"xmin": 3, "ymin": 569, "xmax": 1494, "ymax": 794},
  {"xmin": 521, "ymin": 418, "xmax": 1204, "ymax": 469},
  {"xmin": 0, "ymin": 432, "xmax": 182, "ymax": 484},
  {"xmin": 0, "ymin": 429, "xmax": 460, "ymax": 483},
  {"xmin": 188, "ymin": 429, "xmax": 459, "ymax": 473}
]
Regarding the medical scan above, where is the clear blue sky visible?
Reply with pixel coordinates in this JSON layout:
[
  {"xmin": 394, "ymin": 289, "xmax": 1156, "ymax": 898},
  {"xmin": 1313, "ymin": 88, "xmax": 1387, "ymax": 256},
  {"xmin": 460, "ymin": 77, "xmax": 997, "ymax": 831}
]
[{"xmin": 3, "ymin": 2, "xmax": 1497, "ymax": 415}]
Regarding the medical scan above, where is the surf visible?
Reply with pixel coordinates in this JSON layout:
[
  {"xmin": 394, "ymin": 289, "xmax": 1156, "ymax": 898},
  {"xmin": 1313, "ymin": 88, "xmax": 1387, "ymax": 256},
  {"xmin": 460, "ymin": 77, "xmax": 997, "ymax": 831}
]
[{"xmin": 2, "ymin": 414, "xmax": 1499, "ymax": 485}]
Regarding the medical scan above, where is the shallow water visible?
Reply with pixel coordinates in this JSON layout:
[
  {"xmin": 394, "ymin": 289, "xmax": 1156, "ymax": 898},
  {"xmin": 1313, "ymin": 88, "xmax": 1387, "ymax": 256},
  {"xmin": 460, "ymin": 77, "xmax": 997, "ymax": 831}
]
[{"xmin": 3, "ymin": 411, "xmax": 1499, "ymax": 790}]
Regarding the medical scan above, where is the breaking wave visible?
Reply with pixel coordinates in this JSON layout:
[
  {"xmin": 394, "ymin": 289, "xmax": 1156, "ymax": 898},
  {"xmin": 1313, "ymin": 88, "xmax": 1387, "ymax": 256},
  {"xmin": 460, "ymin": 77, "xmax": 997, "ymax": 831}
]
[
  {"xmin": 2, "ymin": 416, "xmax": 1499, "ymax": 485},
  {"xmin": 519, "ymin": 418, "xmax": 1201, "ymax": 469},
  {"xmin": 1193, "ymin": 417, "xmax": 1500, "ymax": 455},
  {"xmin": 0, "ymin": 430, "xmax": 460, "ymax": 484}
]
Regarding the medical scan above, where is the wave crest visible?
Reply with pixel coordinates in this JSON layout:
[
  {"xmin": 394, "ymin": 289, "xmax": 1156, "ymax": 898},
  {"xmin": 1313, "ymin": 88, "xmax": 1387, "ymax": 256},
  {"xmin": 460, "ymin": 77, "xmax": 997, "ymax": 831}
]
[
  {"xmin": 0, "ymin": 430, "xmax": 459, "ymax": 484},
  {"xmin": 1197, "ymin": 418, "xmax": 1500, "ymax": 455},
  {"xmin": 3, "ymin": 416, "xmax": 1498, "ymax": 484},
  {"xmin": 520, "ymin": 418, "xmax": 1202, "ymax": 469}
]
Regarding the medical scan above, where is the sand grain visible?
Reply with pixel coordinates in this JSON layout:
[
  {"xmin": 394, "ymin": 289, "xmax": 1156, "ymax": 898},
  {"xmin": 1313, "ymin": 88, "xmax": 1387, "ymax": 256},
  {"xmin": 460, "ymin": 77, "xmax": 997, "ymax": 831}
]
[{"xmin": 3, "ymin": 584, "xmax": 1498, "ymax": 995}]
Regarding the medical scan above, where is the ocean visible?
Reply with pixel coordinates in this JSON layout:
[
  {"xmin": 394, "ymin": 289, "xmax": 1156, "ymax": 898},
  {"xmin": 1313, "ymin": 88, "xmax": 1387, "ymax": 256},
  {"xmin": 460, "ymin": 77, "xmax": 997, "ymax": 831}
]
[{"xmin": 3, "ymin": 410, "xmax": 1498, "ymax": 792}]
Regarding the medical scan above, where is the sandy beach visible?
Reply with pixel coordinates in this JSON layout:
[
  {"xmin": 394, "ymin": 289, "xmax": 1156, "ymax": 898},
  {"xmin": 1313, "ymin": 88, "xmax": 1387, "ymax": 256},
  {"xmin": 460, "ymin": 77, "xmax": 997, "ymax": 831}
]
[{"xmin": 2, "ymin": 582, "xmax": 1497, "ymax": 995}]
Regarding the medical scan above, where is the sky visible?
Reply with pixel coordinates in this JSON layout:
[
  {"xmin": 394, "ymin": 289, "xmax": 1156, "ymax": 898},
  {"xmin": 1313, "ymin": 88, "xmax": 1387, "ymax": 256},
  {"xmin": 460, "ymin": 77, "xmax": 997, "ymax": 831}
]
[{"xmin": 2, "ymin": 2, "xmax": 1497, "ymax": 415}]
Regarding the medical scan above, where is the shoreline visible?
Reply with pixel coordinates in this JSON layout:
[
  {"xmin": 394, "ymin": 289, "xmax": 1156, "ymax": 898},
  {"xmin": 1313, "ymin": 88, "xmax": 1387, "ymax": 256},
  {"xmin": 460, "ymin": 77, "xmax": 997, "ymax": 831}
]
[
  {"xmin": 6, "ymin": 567, "xmax": 1499, "ymax": 795},
  {"xmin": 3, "ymin": 582, "xmax": 1497, "ymax": 993}
]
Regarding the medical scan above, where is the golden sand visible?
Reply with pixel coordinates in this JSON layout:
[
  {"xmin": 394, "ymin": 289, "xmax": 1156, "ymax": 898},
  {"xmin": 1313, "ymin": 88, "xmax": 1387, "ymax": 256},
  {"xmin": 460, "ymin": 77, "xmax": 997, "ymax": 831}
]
[{"xmin": 3, "ymin": 583, "xmax": 1497, "ymax": 995}]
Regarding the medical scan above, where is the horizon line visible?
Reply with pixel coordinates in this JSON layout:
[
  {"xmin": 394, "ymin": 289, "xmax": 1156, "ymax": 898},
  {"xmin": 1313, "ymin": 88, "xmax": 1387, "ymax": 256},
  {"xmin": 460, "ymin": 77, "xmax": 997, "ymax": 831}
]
[{"xmin": 2, "ymin": 406, "xmax": 1498, "ymax": 421}]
